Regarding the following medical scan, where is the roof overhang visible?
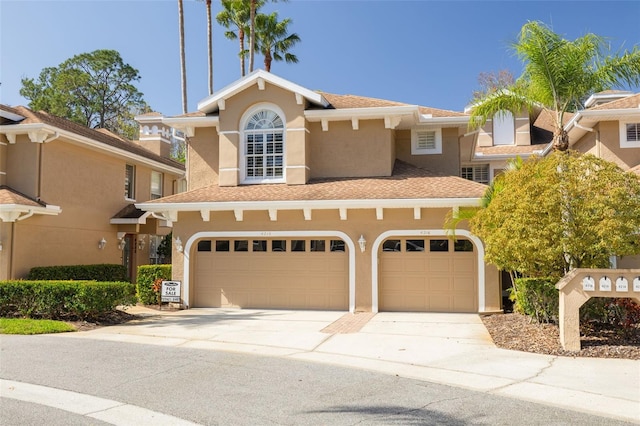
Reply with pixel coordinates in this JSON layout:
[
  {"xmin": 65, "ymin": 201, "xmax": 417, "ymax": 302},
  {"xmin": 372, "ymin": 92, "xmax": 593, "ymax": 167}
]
[
  {"xmin": 136, "ymin": 197, "xmax": 482, "ymax": 223},
  {"xmin": 197, "ymin": 70, "xmax": 330, "ymax": 114},
  {"xmin": 0, "ymin": 109, "xmax": 25, "ymax": 122},
  {"xmin": 0, "ymin": 123, "xmax": 184, "ymax": 175},
  {"xmin": 565, "ymin": 108, "xmax": 640, "ymax": 145},
  {"xmin": 0, "ymin": 203, "xmax": 61, "ymax": 222}
]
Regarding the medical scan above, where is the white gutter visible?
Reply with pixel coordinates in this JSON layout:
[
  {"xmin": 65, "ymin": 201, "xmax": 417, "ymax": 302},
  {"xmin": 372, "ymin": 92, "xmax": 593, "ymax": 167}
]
[
  {"xmin": 565, "ymin": 108, "xmax": 640, "ymax": 132},
  {"xmin": 0, "ymin": 123, "xmax": 184, "ymax": 176},
  {"xmin": 136, "ymin": 197, "xmax": 483, "ymax": 215},
  {"xmin": 0, "ymin": 204, "xmax": 61, "ymax": 223}
]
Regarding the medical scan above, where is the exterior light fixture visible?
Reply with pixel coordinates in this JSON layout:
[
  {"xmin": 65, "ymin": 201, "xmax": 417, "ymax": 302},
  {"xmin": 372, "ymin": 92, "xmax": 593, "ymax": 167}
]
[
  {"xmin": 0, "ymin": 241, "xmax": 3, "ymax": 252},
  {"xmin": 175, "ymin": 236, "xmax": 183, "ymax": 253},
  {"xmin": 98, "ymin": 238, "xmax": 107, "ymax": 250},
  {"xmin": 358, "ymin": 235, "xmax": 366, "ymax": 253},
  {"xmin": 137, "ymin": 235, "xmax": 146, "ymax": 250},
  {"xmin": 118, "ymin": 237, "xmax": 126, "ymax": 251}
]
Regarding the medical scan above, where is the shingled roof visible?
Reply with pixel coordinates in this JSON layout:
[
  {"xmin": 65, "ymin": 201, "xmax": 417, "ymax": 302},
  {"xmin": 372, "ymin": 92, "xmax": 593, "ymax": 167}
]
[
  {"xmin": 0, "ymin": 105, "xmax": 185, "ymax": 170},
  {"xmin": 145, "ymin": 160, "xmax": 486, "ymax": 205},
  {"xmin": 589, "ymin": 93, "xmax": 640, "ymax": 111},
  {"xmin": 0, "ymin": 185, "xmax": 47, "ymax": 207}
]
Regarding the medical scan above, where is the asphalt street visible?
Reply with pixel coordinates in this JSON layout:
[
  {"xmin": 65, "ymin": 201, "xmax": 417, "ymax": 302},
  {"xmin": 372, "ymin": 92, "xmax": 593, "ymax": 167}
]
[{"xmin": 0, "ymin": 334, "xmax": 633, "ymax": 425}]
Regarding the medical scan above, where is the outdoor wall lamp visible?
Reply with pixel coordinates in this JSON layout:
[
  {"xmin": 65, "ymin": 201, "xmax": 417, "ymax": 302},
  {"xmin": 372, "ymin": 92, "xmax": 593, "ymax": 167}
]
[
  {"xmin": 358, "ymin": 235, "xmax": 366, "ymax": 253},
  {"xmin": 98, "ymin": 238, "xmax": 107, "ymax": 250},
  {"xmin": 0, "ymin": 241, "xmax": 3, "ymax": 251},
  {"xmin": 117, "ymin": 237, "xmax": 126, "ymax": 251},
  {"xmin": 137, "ymin": 235, "xmax": 146, "ymax": 250},
  {"xmin": 174, "ymin": 236, "xmax": 183, "ymax": 253}
]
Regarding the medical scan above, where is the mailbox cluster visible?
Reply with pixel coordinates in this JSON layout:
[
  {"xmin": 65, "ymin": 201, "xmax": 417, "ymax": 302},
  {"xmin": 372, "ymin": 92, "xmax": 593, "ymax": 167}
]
[{"xmin": 581, "ymin": 276, "xmax": 640, "ymax": 292}]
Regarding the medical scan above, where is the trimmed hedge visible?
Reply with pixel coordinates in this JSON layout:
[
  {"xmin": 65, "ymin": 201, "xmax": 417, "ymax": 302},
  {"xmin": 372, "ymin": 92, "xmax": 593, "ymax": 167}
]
[
  {"xmin": 136, "ymin": 265, "xmax": 172, "ymax": 305},
  {"xmin": 0, "ymin": 280, "xmax": 137, "ymax": 320},
  {"xmin": 27, "ymin": 264, "xmax": 129, "ymax": 282},
  {"xmin": 511, "ymin": 277, "xmax": 559, "ymax": 323}
]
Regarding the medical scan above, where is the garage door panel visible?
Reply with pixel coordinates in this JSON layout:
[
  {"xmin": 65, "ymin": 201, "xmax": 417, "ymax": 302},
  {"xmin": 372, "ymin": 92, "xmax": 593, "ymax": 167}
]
[
  {"xmin": 194, "ymin": 238, "xmax": 348, "ymax": 310},
  {"xmin": 380, "ymin": 238, "xmax": 478, "ymax": 313}
]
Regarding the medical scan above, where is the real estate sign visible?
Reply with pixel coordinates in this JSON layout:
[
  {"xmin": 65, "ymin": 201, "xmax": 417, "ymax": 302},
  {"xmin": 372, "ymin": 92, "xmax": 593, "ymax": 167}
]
[{"xmin": 161, "ymin": 281, "xmax": 181, "ymax": 303}]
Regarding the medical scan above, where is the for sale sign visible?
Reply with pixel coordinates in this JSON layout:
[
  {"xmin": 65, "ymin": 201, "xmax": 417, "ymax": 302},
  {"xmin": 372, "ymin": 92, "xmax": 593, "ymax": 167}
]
[{"xmin": 161, "ymin": 281, "xmax": 181, "ymax": 302}]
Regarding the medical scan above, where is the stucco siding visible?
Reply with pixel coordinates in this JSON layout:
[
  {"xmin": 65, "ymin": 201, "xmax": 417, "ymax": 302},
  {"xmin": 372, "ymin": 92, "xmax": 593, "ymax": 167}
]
[
  {"xmin": 395, "ymin": 128, "xmax": 460, "ymax": 175},
  {"xmin": 189, "ymin": 127, "xmax": 220, "ymax": 190}
]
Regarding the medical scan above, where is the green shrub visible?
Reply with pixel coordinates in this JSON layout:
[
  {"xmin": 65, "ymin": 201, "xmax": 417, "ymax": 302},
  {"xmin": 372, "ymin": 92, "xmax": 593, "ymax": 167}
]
[
  {"xmin": 580, "ymin": 297, "xmax": 640, "ymax": 332},
  {"xmin": 0, "ymin": 280, "xmax": 136, "ymax": 320},
  {"xmin": 511, "ymin": 277, "xmax": 559, "ymax": 323},
  {"xmin": 27, "ymin": 264, "xmax": 128, "ymax": 282},
  {"xmin": 136, "ymin": 265, "xmax": 172, "ymax": 305}
]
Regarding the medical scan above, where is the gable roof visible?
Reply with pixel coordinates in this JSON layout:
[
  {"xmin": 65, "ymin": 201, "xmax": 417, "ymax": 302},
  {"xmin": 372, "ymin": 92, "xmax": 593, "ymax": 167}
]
[
  {"xmin": 588, "ymin": 93, "xmax": 640, "ymax": 111},
  {"xmin": 0, "ymin": 105, "xmax": 185, "ymax": 173},
  {"xmin": 0, "ymin": 185, "xmax": 61, "ymax": 222}
]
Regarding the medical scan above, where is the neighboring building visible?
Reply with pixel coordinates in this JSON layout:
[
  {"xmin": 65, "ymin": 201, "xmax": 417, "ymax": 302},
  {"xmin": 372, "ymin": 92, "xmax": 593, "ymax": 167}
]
[
  {"xmin": 138, "ymin": 70, "xmax": 502, "ymax": 313},
  {"xmin": 0, "ymin": 106, "xmax": 185, "ymax": 281}
]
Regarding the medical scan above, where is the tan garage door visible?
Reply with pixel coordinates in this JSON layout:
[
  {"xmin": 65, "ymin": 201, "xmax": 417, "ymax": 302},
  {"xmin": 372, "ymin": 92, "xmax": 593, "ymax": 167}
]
[
  {"xmin": 379, "ymin": 237, "xmax": 477, "ymax": 312},
  {"xmin": 194, "ymin": 238, "xmax": 348, "ymax": 310}
]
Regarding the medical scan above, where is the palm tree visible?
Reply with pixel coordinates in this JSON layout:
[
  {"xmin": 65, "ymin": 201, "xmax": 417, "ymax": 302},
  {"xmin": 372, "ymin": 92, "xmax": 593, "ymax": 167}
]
[
  {"xmin": 205, "ymin": 0, "xmax": 213, "ymax": 94},
  {"xmin": 469, "ymin": 21, "xmax": 640, "ymax": 151},
  {"xmin": 217, "ymin": 0, "xmax": 254, "ymax": 77},
  {"xmin": 178, "ymin": 0, "xmax": 188, "ymax": 113},
  {"xmin": 254, "ymin": 12, "xmax": 300, "ymax": 72}
]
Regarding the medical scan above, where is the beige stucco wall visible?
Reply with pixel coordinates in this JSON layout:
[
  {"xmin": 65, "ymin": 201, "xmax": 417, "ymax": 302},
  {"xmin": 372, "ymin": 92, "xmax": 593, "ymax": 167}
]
[
  {"xmin": 395, "ymin": 128, "xmax": 460, "ymax": 175},
  {"xmin": 2, "ymin": 135, "xmax": 182, "ymax": 279},
  {"xmin": 188, "ymin": 127, "xmax": 220, "ymax": 190},
  {"xmin": 0, "ymin": 136, "xmax": 7, "ymax": 186},
  {"xmin": 573, "ymin": 121, "xmax": 640, "ymax": 170},
  {"xmin": 309, "ymin": 120, "xmax": 394, "ymax": 178},
  {"xmin": 170, "ymin": 207, "xmax": 501, "ymax": 313}
]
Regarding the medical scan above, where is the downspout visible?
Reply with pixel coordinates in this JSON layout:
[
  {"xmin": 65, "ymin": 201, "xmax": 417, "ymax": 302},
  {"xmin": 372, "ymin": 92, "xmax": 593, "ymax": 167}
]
[{"xmin": 9, "ymin": 222, "xmax": 15, "ymax": 279}]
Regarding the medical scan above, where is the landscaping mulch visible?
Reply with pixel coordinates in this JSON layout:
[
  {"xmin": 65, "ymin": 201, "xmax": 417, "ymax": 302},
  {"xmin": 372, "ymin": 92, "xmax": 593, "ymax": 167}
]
[{"xmin": 482, "ymin": 312, "xmax": 640, "ymax": 360}]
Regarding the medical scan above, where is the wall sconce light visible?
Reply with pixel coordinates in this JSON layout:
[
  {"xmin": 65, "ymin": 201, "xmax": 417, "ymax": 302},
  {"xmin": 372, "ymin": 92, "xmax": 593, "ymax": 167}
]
[
  {"xmin": 118, "ymin": 237, "xmax": 126, "ymax": 251},
  {"xmin": 174, "ymin": 236, "xmax": 183, "ymax": 253},
  {"xmin": 0, "ymin": 241, "xmax": 3, "ymax": 252},
  {"xmin": 137, "ymin": 235, "xmax": 146, "ymax": 250},
  {"xmin": 98, "ymin": 238, "xmax": 107, "ymax": 250},
  {"xmin": 358, "ymin": 235, "xmax": 366, "ymax": 253}
]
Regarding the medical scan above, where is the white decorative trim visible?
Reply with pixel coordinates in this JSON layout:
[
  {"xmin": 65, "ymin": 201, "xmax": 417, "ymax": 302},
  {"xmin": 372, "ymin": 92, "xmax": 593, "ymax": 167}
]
[
  {"xmin": 219, "ymin": 167, "xmax": 240, "ymax": 172},
  {"xmin": 200, "ymin": 210, "xmax": 210, "ymax": 222},
  {"xmin": 370, "ymin": 229, "xmax": 485, "ymax": 313},
  {"xmin": 286, "ymin": 127, "xmax": 310, "ymax": 133},
  {"xmin": 218, "ymin": 98, "xmax": 226, "ymax": 110},
  {"xmin": 384, "ymin": 116, "xmax": 401, "ymax": 130},
  {"xmin": 295, "ymin": 93, "xmax": 303, "ymax": 105},
  {"xmin": 0, "ymin": 141, "xmax": 7, "ymax": 146},
  {"xmin": 376, "ymin": 207, "xmax": 383, "ymax": 220},
  {"xmin": 182, "ymin": 230, "xmax": 356, "ymax": 312},
  {"xmin": 0, "ymin": 204, "xmax": 61, "ymax": 223},
  {"xmin": 303, "ymin": 208, "xmax": 312, "ymax": 221},
  {"xmin": 268, "ymin": 209, "xmax": 277, "ymax": 221},
  {"xmin": 234, "ymin": 209, "xmax": 244, "ymax": 221},
  {"xmin": 321, "ymin": 119, "xmax": 329, "ymax": 132},
  {"xmin": 411, "ymin": 127, "xmax": 443, "ymax": 155},
  {"xmin": 619, "ymin": 121, "xmax": 640, "ymax": 149},
  {"xmin": 286, "ymin": 165, "xmax": 310, "ymax": 171},
  {"xmin": 352, "ymin": 118, "xmax": 359, "ymax": 130},
  {"xmin": 339, "ymin": 208, "xmax": 347, "ymax": 221},
  {"xmin": 413, "ymin": 207, "xmax": 421, "ymax": 220},
  {"xmin": 218, "ymin": 130, "xmax": 240, "ymax": 135},
  {"xmin": 257, "ymin": 77, "xmax": 266, "ymax": 90}
]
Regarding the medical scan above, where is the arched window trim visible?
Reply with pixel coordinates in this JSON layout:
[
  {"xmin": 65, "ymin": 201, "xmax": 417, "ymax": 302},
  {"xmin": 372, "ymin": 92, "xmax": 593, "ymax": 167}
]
[{"xmin": 240, "ymin": 103, "xmax": 287, "ymax": 184}]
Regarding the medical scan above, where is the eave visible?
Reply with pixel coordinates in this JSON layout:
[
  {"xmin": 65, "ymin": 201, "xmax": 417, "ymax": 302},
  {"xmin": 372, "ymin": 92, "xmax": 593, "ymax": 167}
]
[{"xmin": 0, "ymin": 203, "xmax": 61, "ymax": 222}]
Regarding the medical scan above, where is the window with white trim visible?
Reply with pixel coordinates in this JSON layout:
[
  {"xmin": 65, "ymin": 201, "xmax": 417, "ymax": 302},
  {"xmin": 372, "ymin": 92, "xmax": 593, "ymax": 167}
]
[
  {"xmin": 620, "ymin": 122, "xmax": 640, "ymax": 148},
  {"xmin": 461, "ymin": 164, "xmax": 489, "ymax": 184},
  {"xmin": 411, "ymin": 128, "xmax": 442, "ymax": 155},
  {"xmin": 493, "ymin": 111, "xmax": 515, "ymax": 145},
  {"xmin": 243, "ymin": 108, "xmax": 285, "ymax": 182},
  {"xmin": 125, "ymin": 164, "xmax": 135, "ymax": 200},
  {"xmin": 150, "ymin": 171, "xmax": 163, "ymax": 199}
]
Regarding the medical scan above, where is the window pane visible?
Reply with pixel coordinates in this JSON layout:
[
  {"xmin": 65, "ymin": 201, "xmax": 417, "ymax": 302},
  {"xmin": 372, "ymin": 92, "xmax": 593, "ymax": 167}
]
[
  {"xmin": 627, "ymin": 123, "xmax": 640, "ymax": 142},
  {"xmin": 215, "ymin": 240, "xmax": 230, "ymax": 252},
  {"xmin": 272, "ymin": 240, "xmax": 286, "ymax": 252},
  {"xmin": 234, "ymin": 240, "xmax": 248, "ymax": 252},
  {"xmin": 291, "ymin": 240, "xmax": 306, "ymax": 252},
  {"xmin": 454, "ymin": 239, "xmax": 474, "ymax": 252},
  {"xmin": 430, "ymin": 239, "xmax": 449, "ymax": 252},
  {"xmin": 197, "ymin": 240, "xmax": 212, "ymax": 252},
  {"xmin": 151, "ymin": 171, "xmax": 162, "ymax": 199},
  {"xmin": 330, "ymin": 240, "xmax": 345, "ymax": 252},
  {"xmin": 406, "ymin": 239, "xmax": 425, "ymax": 252},
  {"xmin": 125, "ymin": 164, "xmax": 135, "ymax": 199},
  {"xmin": 310, "ymin": 240, "xmax": 325, "ymax": 252},
  {"xmin": 253, "ymin": 240, "xmax": 267, "ymax": 252},
  {"xmin": 383, "ymin": 239, "xmax": 401, "ymax": 252}
]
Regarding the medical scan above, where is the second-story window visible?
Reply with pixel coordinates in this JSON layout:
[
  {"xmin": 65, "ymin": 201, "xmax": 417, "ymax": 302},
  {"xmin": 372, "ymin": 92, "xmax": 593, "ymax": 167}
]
[
  {"xmin": 621, "ymin": 122, "xmax": 640, "ymax": 148},
  {"xmin": 461, "ymin": 165, "xmax": 489, "ymax": 184},
  {"xmin": 242, "ymin": 107, "xmax": 285, "ymax": 183},
  {"xmin": 151, "ymin": 171, "xmax": 163, "ymax": 199},
  {"xmin": 125, "ymin": 164, "xmax": 136, "ymax": 200}
]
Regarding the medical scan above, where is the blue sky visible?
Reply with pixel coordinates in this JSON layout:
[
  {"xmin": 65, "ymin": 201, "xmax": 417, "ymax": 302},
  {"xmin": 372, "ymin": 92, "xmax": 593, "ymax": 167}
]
[{"xmin": 1, "ymin": 1, "xmax": 639, "ymax": 117}]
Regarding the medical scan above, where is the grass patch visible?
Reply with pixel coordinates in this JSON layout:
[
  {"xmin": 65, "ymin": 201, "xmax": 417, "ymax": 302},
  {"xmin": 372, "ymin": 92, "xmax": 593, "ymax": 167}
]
[{"xmin": 0, "ymin": 318, "xmax": 76, "ymax": 335}]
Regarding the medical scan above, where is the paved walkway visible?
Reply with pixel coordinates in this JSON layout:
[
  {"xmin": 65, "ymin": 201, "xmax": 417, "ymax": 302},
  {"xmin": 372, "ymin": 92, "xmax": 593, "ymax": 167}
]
[{"xmin": 58, "ymin": 307, "xmax": 639, "ymax": 423}]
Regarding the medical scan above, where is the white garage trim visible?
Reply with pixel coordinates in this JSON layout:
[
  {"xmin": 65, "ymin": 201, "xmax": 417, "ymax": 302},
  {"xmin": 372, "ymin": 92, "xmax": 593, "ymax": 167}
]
[
  {"xmin": 183, "ymin": 230, "xmax": 356, "ymax": 312},
  {"xmin": 371, "ymin": 229, "xmax": 485, "ymax": 313}
]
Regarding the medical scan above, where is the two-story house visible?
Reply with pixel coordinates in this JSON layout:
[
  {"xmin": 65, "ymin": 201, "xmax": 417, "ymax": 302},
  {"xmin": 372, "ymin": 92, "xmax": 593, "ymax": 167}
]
[
  {"xmin": 137, "ymin": 70, "xmax": 502, "ymax": 313},
  {"xmin": 0, "ymin": 106, "xmax": 185, "ymax": 281}
]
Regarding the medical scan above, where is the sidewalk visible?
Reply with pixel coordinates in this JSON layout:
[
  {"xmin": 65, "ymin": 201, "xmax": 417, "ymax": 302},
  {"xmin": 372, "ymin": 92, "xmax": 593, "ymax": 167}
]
[{"xmin": 65, "ymin": 306, "xmax": 640, "ymax": 423}]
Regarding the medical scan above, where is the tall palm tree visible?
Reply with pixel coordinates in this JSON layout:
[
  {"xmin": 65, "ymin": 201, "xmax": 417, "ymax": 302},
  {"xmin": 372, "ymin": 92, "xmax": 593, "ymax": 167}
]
[
  {"xmin": 217, "ymin": 0, "xmax": 254, "ymax": 77},
  {"xmin": 254, "ymin": 12, "xmax": 300, "ymax": 72},
  {"xmin": 469, "ymin": 21, "xmax": 640, "ymax": 151},
  {"xmin": 249, "ymin": 0, "xmax": 257, "ymax": 73},
  {"xmin": 178, "ymin": 0, "xmax": 188, "ymax": 113},
  {"xmin": 206, "ymin": 0, "xmax": 213, "ymax": 94}
]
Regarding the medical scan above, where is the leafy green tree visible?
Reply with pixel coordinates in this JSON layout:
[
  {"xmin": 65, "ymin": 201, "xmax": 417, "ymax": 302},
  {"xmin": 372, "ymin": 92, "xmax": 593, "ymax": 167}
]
[
  {"xmin": 20, "ymin": 49, "xmax": 148, "ymax": 139},
  {"xmin": 254, "ymin": 11, "xmax": 300, "ymax": 72},
  {"xmin": 469, "ymin": 21, "xmax": 640, "ymax": 151},
  {"xmin": 217, "ymin": 0, "xmax": 258, "ymax": 77},
  {"xmin": 470, "ymin": 152, "xmax": 640, "ymax": 280}
]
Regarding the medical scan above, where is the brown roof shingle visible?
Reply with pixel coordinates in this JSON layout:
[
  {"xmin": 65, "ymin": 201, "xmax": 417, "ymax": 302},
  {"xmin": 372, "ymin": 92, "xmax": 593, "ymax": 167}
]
[
  {"xmin": 148, "ymin": 161, "xmax": 486, "ymax": 205},
  {"xmin": 589, "ymin": 93, "xmax": 640, "ymax": 111},
  {"xmin": 0, "ymin": 186, "xmax": 46, "ymax": 207}
]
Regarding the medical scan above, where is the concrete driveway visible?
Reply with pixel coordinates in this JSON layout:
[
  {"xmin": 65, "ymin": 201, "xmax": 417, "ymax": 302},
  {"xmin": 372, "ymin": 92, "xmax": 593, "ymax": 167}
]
[{"xmin": 62, "ymin": 307, "xmax": 640, "ymax": 423}]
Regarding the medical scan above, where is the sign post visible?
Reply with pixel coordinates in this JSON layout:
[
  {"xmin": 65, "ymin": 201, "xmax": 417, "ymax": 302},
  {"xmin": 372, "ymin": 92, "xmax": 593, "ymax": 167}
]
[{"xmin": 161, "ymin": 280, "xmax": 181, "ymax": 303}]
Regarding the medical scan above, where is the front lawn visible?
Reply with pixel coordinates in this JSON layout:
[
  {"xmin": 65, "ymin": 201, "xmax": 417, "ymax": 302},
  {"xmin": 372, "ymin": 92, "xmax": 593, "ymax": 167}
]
[{"xmin": 0, "ymin": 318, "xmax": 76, "ymax": 335}]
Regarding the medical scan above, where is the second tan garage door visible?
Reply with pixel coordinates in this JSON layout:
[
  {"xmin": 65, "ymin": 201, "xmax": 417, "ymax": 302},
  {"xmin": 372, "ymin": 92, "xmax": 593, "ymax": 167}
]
[
  {"xmin": 193, "ymin": 238, "xmax": 348, "ymax": 310},
  {"xmin": 379, "ymin": 237, "xmax": 477, "ymax": 312}
]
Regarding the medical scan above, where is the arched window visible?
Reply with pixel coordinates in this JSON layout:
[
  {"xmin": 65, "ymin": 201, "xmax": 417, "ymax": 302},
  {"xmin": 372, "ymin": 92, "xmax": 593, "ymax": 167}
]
[{"xmin": 242, "ymin": 107, "xmax": 285, "ymax": 183}]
